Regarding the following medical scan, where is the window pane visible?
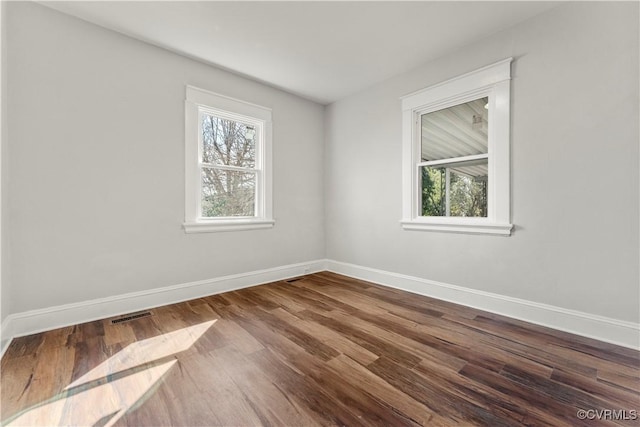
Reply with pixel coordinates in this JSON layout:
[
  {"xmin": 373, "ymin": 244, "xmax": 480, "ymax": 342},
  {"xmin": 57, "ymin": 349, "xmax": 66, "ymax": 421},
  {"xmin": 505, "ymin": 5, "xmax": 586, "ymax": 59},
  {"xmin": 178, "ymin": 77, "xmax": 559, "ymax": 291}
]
[
  {"xmin": 421, "ymin": 97, "xmax": 488, "ymax": 161},
  {"xmin": 201, "ymin": 114, "xmax": 256, "ymax": 168},
  {"xmin": 201, "ymin": 169, "xmax": 256, "ymax": 217},
  {"xmin": 421, "ymin": 159, "xmax": 488, "ymax": 217}
]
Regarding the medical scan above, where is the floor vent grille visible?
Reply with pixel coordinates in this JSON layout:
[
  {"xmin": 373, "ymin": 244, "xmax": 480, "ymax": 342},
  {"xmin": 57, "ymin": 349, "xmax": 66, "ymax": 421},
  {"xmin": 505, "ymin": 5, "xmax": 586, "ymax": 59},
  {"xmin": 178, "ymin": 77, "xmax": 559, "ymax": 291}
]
[
  {"xmin": 285, "ymin": 277, "xmax": 303, "ymax": 283},
  {"xmin": 111, "ymin": 311, "xmax": 152, "ymax": 324}
]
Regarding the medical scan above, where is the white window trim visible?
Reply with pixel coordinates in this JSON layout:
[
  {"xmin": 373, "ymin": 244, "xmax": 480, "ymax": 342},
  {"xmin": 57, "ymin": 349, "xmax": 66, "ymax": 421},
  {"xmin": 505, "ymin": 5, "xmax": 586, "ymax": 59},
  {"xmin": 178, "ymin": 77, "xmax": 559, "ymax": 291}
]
[
  {"xmin": 400, "ymin": 58, "xmax": 513, "ymax": 236},
  {"xmin": 183, "ymin": 86, "xmax": 274, "ymax": 233}
]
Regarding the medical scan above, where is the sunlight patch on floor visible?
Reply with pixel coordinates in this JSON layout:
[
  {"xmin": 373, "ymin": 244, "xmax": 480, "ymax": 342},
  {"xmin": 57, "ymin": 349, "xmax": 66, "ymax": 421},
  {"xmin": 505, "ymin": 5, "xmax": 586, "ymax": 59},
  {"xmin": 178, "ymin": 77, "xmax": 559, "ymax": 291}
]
[
  {"xmin": 5, "ymin": 320, "xmax": 216, "ymax": 426},
  {"xmin": 67, "ymin": 320, "xmax": 216, "ymax": 389}
]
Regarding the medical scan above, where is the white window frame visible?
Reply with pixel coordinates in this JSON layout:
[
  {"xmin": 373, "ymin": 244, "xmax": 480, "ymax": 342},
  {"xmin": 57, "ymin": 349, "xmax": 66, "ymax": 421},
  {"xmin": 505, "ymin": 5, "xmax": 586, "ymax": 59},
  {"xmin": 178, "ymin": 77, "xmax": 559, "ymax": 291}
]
[
  {"xmin": 400, "ymin": 58, "xmax": 513, "ymax": 236},
  {"xmin": 183, "ymin": 86, "xmax": 274, "ymax": 233}
]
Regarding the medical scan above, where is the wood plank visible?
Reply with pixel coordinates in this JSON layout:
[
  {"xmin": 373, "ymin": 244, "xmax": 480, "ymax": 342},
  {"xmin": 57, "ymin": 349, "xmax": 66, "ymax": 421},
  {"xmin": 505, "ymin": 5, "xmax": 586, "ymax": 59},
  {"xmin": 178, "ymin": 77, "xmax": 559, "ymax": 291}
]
[
  {"xmin": 459, "ymin": 364, "xmax": 599, "ymax": 426},
  {"xmin": 269, "ymin": 307, "xmax": 379, "ymax": 365},
  {"xmin": 247, "ymin": 347, "xmax": 369, "ymax": 426},
  {"xmin": 327, "ymin": 354, "xmax": 443, "ymax": 426},
  {"xmin": 207, "ymin": 345, "xmax": 322, "ymax": 426}
]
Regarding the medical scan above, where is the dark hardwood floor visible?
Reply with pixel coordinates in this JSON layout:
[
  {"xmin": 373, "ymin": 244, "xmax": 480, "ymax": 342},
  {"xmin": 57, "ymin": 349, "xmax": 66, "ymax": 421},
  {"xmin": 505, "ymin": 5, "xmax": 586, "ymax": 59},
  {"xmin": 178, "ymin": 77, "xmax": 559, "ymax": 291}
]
[{"xmin": 1, "ymin": 272, "xmax": 639, "ymax": 426}]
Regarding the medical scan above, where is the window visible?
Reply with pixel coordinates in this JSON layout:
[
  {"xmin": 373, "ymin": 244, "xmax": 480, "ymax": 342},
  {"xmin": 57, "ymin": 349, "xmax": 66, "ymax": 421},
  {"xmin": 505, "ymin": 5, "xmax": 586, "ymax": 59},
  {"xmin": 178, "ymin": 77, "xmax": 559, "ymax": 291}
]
[
  {"xmin": 401, "ymin": 59, "xmax": 513, "ymax": 235},
  {"xmin": 184, "ymin": 86, "xmax": 273, "ymax": 233}
]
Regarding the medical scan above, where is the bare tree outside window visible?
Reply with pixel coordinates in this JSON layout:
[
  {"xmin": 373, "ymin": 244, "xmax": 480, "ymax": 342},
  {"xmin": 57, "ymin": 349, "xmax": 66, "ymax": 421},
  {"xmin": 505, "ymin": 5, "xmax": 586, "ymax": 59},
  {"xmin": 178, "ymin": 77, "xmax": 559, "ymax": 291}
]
[{"xmin": 201, "ymin": 114, "xmax": 257, "ymax": 217}]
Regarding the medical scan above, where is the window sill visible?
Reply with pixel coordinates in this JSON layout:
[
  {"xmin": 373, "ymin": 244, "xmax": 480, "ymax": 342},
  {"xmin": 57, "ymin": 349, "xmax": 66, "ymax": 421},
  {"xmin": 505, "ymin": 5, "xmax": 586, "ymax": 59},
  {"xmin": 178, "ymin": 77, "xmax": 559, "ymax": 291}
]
[
  {"xmin": 401, "ymin": 219, "xmax": 512, "ymax": 236},
  {"xmin": 183, "ymin": 219, "xmax": 275, "ymax": 234}
]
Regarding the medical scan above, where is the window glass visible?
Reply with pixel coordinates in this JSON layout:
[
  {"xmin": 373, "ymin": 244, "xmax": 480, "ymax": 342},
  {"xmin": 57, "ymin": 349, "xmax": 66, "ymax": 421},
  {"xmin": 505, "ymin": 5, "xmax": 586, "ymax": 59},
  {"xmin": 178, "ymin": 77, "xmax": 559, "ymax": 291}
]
[
  {"xmin": 199, "ymin": 112, "xmax": 260, "ymax": 219},
  {"xmin": 421, "ymin": 158, "xmax": 488, "ymax": 217},
  {"xmin": 202, "ymin": 113, "xmax": 256, "ymax": 168},
  {"xmin": 421, "ymin": 97, "xmax": 488, "ymax": 161},
  {"xmin": 201, "ymin": 169, "xmax": 256, "ymax": 217}
]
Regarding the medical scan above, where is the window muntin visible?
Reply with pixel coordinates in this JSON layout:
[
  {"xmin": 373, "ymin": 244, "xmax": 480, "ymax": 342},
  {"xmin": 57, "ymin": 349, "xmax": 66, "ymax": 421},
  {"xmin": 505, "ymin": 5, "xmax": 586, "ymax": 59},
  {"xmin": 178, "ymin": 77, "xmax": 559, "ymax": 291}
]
[
  {"xmin": 184, "ymin": 86, "xmax": 273, "ymax": 233},
  {"xmin": 401, "ymin": 59, "xmax": 512, "ymax": 236}
]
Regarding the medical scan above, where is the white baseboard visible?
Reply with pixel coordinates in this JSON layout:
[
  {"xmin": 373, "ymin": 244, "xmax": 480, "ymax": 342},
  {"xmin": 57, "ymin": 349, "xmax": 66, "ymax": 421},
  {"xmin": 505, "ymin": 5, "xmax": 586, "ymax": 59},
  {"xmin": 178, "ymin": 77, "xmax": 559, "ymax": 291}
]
[
  {"xmin": 326, "ymin": 260, "xmax": 640, "ymax": 350},
  {"xmin": 2, "ymin": 258, "xmax": 637, "ymax": 355},
  {"xmin": 0, "ymin": 259, "xmax": 326, "ymax": 350},
  {"xmin": 0, "ymin": 326, "xmax": 11, "ymax": 359}
]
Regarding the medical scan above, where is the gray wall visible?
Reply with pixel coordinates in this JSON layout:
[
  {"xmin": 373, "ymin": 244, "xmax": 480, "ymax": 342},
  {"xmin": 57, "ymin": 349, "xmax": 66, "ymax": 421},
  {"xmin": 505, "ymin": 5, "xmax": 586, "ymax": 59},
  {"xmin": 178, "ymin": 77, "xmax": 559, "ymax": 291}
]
[
  {"xmin": 5, "ymin": 1, "xmax": 639, "ymax": 326},
  {"xmin": 1, "ymin": 0, "xmax": 7, "ymax": 325},
  {"xmin": 6, "ymin": 2, "xmax": 325, "ymax": 314},
  {"xmin": 325, "ymin": 1, "xmax": 639, "ymax": 322}
]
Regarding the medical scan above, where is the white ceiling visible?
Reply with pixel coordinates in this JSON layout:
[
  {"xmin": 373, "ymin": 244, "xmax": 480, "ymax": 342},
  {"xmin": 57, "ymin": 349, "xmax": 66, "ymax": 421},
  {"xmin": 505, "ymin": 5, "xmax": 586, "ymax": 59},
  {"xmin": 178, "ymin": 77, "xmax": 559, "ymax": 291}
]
[{"xmin": 42, "ymin": 1, "xmax": 560, "ymax": 105}]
